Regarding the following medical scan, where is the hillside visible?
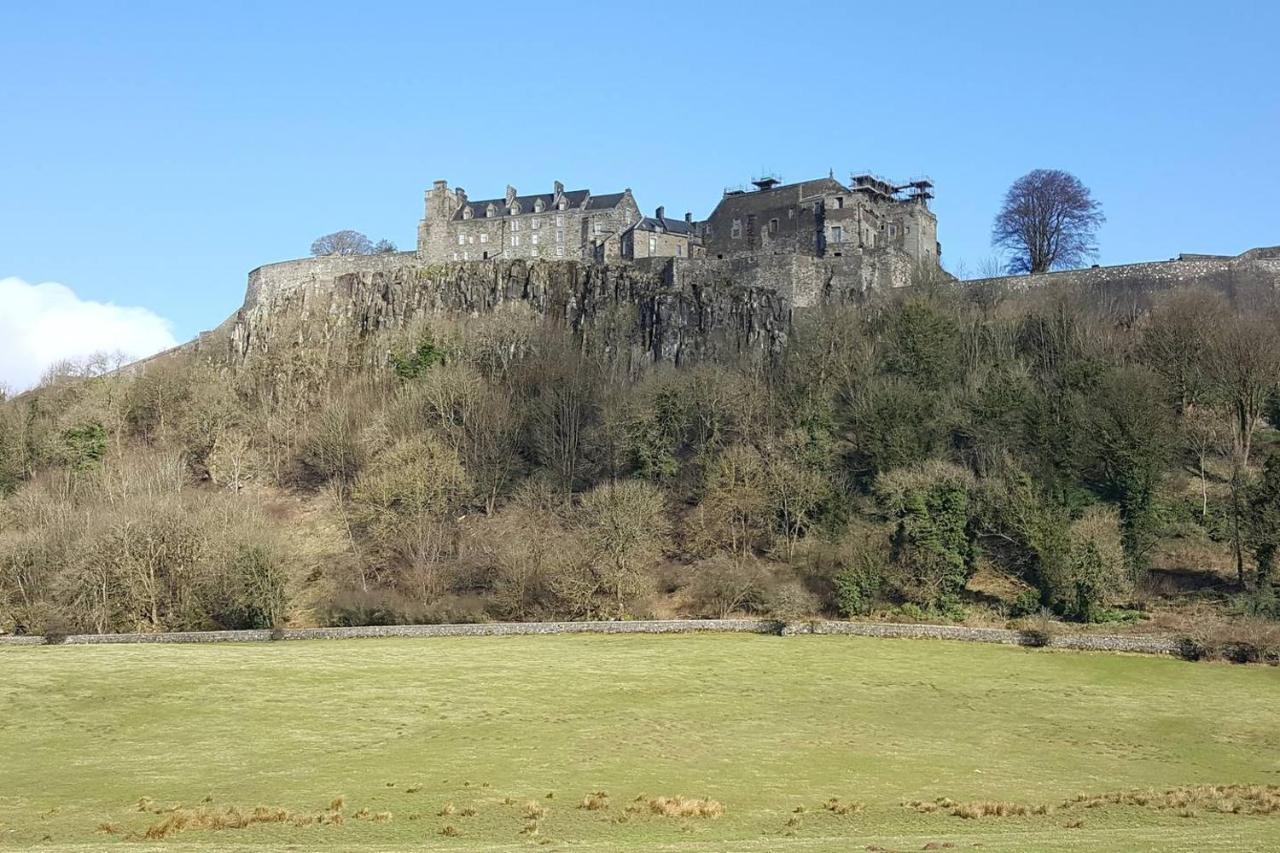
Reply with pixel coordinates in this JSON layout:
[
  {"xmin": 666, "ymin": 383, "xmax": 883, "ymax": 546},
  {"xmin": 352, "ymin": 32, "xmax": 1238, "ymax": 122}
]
[{"xmin": 2, "ymin": 254, "xmax": 1280, "ymax": 654}]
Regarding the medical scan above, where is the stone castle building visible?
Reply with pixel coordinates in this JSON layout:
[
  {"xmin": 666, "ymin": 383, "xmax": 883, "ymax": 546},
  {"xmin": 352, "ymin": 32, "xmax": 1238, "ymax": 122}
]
[
  {"xmin": 416, "ymin": 170, "xmax": 939, "ymax": 268},
  {"xmin": 418, "ymin": 180, "xmax": 697, "ymax": 264},
  {"xmin": 698, "ymin": 174, "xmax": 938, "ymax": 264}
]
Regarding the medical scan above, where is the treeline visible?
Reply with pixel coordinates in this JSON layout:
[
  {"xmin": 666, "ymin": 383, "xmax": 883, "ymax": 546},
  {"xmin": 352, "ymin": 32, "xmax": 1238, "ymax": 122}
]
[{"xmin": 2, "ymin": 283, "xmax": 1279, "ymax": 636}]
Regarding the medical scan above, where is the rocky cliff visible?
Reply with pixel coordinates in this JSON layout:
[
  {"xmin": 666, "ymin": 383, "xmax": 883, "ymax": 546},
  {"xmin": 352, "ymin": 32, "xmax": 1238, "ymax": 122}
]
[{"xmin": 212, "ymin": 255, "xmax": 795, "ymax": 373}]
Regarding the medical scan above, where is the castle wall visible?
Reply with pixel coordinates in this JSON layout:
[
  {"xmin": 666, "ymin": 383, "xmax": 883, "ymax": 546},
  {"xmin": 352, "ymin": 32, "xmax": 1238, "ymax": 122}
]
[{"xmin": 961, "ymin": 252, "xmax": 1280, "ymax": 304}]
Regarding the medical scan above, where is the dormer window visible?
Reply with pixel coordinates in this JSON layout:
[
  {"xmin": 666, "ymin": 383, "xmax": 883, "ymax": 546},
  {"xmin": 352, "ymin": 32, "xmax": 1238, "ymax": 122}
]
[
  {"xmin": 534, "ymin": 198, "xmax": 546, "ymax": 213},
  {"xmin": 558, "ymin": 201, "xmax": 566, "ymax": 211},
  {"xmin": 510, "ymin": 201, "xmax": 521, "ymax": 215},
  {"xmin": 486, "ymin": 203, "xmax": 497, "ymax": 218},
  {"xmin": 462, "ymin": 207, "xmax": 473, "ymax": 219}
]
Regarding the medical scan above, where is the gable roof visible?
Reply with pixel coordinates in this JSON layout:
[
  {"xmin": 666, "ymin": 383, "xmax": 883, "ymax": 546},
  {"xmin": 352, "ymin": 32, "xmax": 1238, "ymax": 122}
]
[
  {"xmin": 455, "ymin": 188, "xmax": 627, "ymax": 220},
  {"xmin": 635, "ymin": 216, "xmax": 693, "ymax": 235}
]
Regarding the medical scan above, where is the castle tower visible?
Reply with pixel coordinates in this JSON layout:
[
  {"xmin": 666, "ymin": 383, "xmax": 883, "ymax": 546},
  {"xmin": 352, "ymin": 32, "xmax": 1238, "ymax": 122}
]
[{"xmin": 417, "ymin": 179, "xmax": 461, "ymax": 260}]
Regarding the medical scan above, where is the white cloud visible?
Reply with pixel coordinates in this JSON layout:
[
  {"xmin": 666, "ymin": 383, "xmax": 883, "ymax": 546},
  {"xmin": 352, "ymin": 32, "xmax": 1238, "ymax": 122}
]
[{"xmin": 0, "ymin": 277, "xmax": 179, "ymax": 393}]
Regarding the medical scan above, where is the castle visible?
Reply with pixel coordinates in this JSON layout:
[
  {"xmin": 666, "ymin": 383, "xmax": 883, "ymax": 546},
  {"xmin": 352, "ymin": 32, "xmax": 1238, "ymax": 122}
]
[{"xmin": 416, "ymin": 171, "xmax": 940, "ymax": 268}]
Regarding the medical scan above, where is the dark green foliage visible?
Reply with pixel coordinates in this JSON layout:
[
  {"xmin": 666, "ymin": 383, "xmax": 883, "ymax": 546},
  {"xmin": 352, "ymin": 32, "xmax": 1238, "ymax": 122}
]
[
  {"xmin": 883, "ymin": 299, "xmax": 963, "ymax": 387},
  {"xmin": 1083, "ymin": 367, "xmax": 1174, "ymax": 579},
  {"xmin": 60, "ymin": 422, "xmax": 107, "ymax": 471},
  {"xmin": 847, "ymin": 379, "xmax": 942, "ymax": 483},
  {"xmin": 1246, "ymin": 451, "xmax": 1280, "ymax": 587},
  {"xmin": 875, "ymin": 462, "xmax": 976, "ymax": 609},
  {"xmin": 389, "ymin": 339, "xmax": 446, "ymax": 380}
]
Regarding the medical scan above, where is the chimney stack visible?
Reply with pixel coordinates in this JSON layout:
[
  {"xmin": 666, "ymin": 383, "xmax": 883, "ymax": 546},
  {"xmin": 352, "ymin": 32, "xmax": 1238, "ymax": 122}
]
[
  {"xmin": 554, "ymin": 180, "xmax": 564, "ymax": 194},
  {"xmin": 656, "ymin": 206, "xmax": 665, "ymax": 222},
  {"xmin": 505, "ymin": 185, "xmax": 517, "ymax": 206},
  {"xmin": 685, "ymin": 212, "xmax": 692, "ymax": 224}
]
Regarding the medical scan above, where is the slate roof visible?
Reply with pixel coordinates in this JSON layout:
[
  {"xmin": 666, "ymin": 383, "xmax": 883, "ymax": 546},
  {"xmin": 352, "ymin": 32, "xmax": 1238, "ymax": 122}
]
[
  {"xmin": 455, "ymin": 189, "xmax": 626, "ymax": 220},
  {"xmin": 635, "ymin": 216, "xmax": 694, "ymax": 235}
]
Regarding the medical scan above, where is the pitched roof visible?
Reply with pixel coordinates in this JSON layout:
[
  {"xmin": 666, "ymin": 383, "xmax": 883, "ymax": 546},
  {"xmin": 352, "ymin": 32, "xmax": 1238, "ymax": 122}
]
[
  {"xmin": 635, "ymin": 216, "xmax": 693, "ymax": 235},
  {"xmin": 455, "ymin": 188, "xmax": 626, "ymax": 220}
]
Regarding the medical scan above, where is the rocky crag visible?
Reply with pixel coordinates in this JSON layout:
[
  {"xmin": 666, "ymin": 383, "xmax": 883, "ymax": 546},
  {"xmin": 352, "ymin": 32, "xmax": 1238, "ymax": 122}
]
[{"xmin": 185, "ymin": 246, "xmax": 1280, "ymax": 375}]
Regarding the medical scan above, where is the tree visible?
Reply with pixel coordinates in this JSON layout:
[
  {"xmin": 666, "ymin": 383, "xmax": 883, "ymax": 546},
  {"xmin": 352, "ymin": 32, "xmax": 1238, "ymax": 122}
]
[
  {"xmin": 992, "ymin": 169, "xmax": 1105, "ymax": 273},
  {"xmin": 1084, "ymin": 366, "xmax": 1174, "ymax": 579},
  {"xmin": 1246, "ymin": 451, "xmax": 1280, "ymax": 588},
  {"xmin": 310, "ymin": 230, "xmax": 374, "ymax": 256},
  {"xmin": 569, "ymin": 481, "xmax": 669, "ymax": 618},
  {"xmin": 875, "ymin": 461, "xmax": 977, "ymax": 610},
  {"xmin": 1206, "ymin": 312, "xmax": 1280, "ymax": 584},
  {"xmin": 372, "ymin": 239, "xmax": 397, "ymax": 254}
]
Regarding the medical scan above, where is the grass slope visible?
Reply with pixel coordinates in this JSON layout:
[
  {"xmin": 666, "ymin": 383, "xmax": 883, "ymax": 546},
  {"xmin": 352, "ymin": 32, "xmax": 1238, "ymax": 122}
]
[{"xmin": 1, "ymin": 635, "xmax": 1277, "ymax": 851}]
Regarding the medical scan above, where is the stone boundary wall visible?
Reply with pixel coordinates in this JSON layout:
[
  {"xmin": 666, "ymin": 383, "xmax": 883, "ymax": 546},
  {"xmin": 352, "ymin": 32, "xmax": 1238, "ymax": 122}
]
[
  {"xmin": 0, "ymin": 619, "xmax": 1181, "ymax": 656},
  {"xmin": 960, "ymin": 249, "xmax": 1280, "ymax": 299}
]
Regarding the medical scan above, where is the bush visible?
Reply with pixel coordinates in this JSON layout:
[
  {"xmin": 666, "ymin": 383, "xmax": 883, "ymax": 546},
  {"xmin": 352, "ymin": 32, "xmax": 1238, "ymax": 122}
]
[
  {"xmin": 875, "ymin": 461, "xmax": 977, "ymax": 610},
  {"xmin": 685, "ymin": 555, "xmax": 769, "ymax": 618}
]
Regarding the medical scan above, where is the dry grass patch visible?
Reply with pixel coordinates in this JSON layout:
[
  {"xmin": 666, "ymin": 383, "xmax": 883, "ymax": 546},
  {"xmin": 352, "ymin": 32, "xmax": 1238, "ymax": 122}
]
[
  {"xmin": 647, "ymin": 795, "xmax": 725, "ymax": 819},
  {"xmin": 134, "ymin": 796, "xmax": 388, "ymax": 839},
  {"xmin": 906, "ymin": 797, "xmax": 1049, "ymax": 819},
  {"xmin": 521, "ymin": 800, "xmax": 548, "ymax": 820},
  {"xmin": 1067, "ymin": 784, "xmax": 1280, "ymax": 816},
  {"xmin": 821, "ymin": 797, "xmax": 863, "ymax": 815},
  {"xmin": 579, "ymin": 791, "xmax": 610, "ymax": 811}
]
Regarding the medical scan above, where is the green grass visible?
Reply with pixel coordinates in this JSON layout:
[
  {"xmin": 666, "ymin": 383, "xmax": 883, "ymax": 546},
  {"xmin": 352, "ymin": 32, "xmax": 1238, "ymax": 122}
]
[{"xmin": 1, "ymin": 635, "xmax": 1278, "ymax": 851}]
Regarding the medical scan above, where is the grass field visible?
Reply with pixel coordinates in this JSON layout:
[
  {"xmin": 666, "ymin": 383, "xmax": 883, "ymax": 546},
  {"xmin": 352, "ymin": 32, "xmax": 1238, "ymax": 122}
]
[{"xmin": 1, "ymin": 635, "xmax": 1278, "ymax": 852}]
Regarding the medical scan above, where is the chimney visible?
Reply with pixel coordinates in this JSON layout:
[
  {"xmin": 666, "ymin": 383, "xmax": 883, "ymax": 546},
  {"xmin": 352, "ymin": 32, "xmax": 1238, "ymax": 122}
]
[
  {"xmin": 432, "ymin": 179, "xmax": 447, "ymax": 190},
  {"xmin": 685, "ymin": 212, "xmax": 692, "ymax": 224},
  {"xmin": 554, "ymin": 180, "xmax": 564, "ymax": 194},
  {"xmin": 505, "ymin": 185, "xmax": 517, "ymax": 206},
  {"xmin": 456, "ymin": 187, "xmax": 467, "ymax": 204},
  {"xmin": 656, "ymin": 206, "xmax": 665, "ymax": 222}
]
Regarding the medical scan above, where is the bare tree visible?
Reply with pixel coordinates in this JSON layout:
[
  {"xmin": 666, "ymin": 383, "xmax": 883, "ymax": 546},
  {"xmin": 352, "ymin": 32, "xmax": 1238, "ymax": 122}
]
[
  {"xmin": 310, "ymin": 230, "xmax": 374, "ymax": 257},
  {"xmin": 992, "ymin": 169, "xmax": 1105, "ymax": 273},
  {"xmin": 372, "ymin": 239, "xmax": 398, "ymax": 254}
]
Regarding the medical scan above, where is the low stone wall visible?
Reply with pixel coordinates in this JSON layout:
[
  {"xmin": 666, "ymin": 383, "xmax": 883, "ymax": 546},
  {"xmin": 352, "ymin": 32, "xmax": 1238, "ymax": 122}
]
[{"xmin": 0, "ymin": 619, "xmax": 1181, "ymax": 657}]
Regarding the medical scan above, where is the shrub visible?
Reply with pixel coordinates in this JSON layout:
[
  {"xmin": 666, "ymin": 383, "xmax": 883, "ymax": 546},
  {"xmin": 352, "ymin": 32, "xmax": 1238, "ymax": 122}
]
[
  {"xmin": 389, "ymin": 338, "xmax": 446, "ymax": 380},
  {"xmin": 875, "ymin": 461, "xmax": 977, "ymax": 610},
  {"xmin": 685, "ymin": 555, "xmax": 769, "ymax": 618}
]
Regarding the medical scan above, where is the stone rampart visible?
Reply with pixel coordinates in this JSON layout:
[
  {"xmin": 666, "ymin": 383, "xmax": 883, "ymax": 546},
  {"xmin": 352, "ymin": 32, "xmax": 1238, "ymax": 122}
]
[
  {"xmin": 0, "ymin": 619, "xmax": 1183, "ymax": 658},
  {"xmin": 962, "ymin": 249, "xmax": 1280, "ymax": 303}
]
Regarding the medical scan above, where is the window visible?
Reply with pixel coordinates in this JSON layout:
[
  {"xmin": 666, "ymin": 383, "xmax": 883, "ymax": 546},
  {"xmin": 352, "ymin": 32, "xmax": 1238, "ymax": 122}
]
[
  {"xmin": 511, "ymin": 220, "xmax": 521, "ymax": 232},
  {"xmin": 511, "ymin": 234, "xmax": 520, "ymax": 247},
  {"xmin": 676, "ymin": 244, "xmax": 683, "ymax": 257},
  {"xmin": 831, "ymin": 226, "xmax": 844, "ymax": 243},
  {"xmin": 452, "ymin": 252, "xmax": 458, "ymax": 260},
  {"xmin": 835, "ymin": 197, "xmax": 844, "ymax": 209},
  {"xmin": 731, "ymin": 218, "xmax": 742, "ymax": 238},
  {"xmin": 532, "ymin": 247, "xmax": 540, "ymax": 257},
  {"xmin": 462, "ymin": 207, "xmax": 473, "ymax": 219},
  {"xmin": 468, "ymin": 235, "xmax": 475, "ymax": 244},
  {"xmin": 531, "ymin": 233, "xmax": 539, "ymax": 246},
  {"xmin": 532, "ymin": 217, "xmax": 541, "ymax": 229},
  {"xmin": 648, "ymin": 235, "xmax": 657, "ymax": 254},
  {"xmin": 555, "ymin": 229, "xmax": 564, "ymax": 243},
  {"xmin": 593, "ymin": 221, "xmax": 602, "ymax": 235},
  {"xmin": 457, "ymin": 234, "xmax": 465, "ymax": 245},
  {"xmin": 555, "ymin": 214, "xmax": 564, "ymax": 227},
  {"xmin": 768, "ymin": 218, "xmax": 779, "ymax": 236},
  {"xmin": 788, "ymin": 207, "xmax": 795, "ymax": 219},
  {"xmin": 479, "ymin": 233, "xmax": 488, "ymax": 243},
  {"xmin": 463, "ymin": 251, "xmax": 469, "ymax": 261},
  {"xmin": 558, "ymin": 201, "xmax": 566, "ymax": 210},
  {"xmin": 888, "ymin": 224, "xmax": 897, "ymax": 239},
  {"xmin": 556, "ymin": 245, "xmax": 564, "ymax": 257}
]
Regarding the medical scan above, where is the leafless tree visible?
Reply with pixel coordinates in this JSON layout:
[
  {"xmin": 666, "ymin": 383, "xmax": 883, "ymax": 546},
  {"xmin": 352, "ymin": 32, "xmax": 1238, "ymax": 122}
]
[
  {"xmin": 372, "ymin": 239, "xmax": 397, "ymax": 254},
  {"xmin": 310, "ymin": 230, "xmax": 374, "ymax": 256},
  {"xmin": 992, "ymin": 169, "xmax": 1105, "ymax": 273}
]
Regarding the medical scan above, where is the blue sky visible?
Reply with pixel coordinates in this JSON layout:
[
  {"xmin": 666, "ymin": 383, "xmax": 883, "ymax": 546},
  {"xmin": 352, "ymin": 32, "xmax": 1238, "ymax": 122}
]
[{"xmin": 1, "ymin": 0, "xmax": 1277, "ymax": 381}]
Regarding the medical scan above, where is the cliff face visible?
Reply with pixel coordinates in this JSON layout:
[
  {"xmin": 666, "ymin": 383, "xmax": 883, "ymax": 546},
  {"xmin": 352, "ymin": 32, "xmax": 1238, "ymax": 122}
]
[{"xmin": 218, "ymin": 256, "xmax": 794, "ymax": 373}]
